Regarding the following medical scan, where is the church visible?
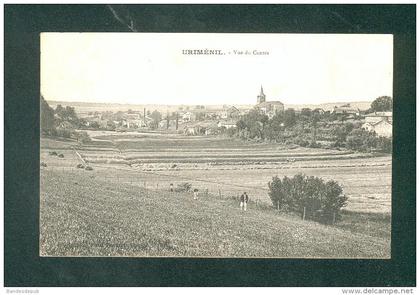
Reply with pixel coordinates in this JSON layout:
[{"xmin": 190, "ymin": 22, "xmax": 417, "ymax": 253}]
[{"xmin": 255, "ymin": 86, "xmax": 284, "ymax": 117}]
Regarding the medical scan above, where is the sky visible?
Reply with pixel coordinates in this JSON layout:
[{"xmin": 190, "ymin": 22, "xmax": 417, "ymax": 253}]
[{"xmin": 41, "ymin": 33, "xmax": 393, "ymax": 105}]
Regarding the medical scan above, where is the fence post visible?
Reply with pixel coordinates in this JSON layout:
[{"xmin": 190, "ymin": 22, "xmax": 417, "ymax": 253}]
[
  {"xmin": 332, "ymin": 212, "xmax": 336, "ymax": 224},
  {"xmin": 218, "ymin": 189, "xmax": 221, "ymax": 199},
  {"xmin": 303, "ymin": 207, "xmax": 306, "ymax": 221},
  {"xmin": 277, "ymin": 200, "xmax": 280, "ymax": 211}
]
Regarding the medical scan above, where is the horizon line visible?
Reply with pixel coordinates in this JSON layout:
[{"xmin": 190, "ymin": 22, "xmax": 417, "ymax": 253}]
[{"xmin": 45, "ymin": 99, "xmax": 377, "ymax": 107}]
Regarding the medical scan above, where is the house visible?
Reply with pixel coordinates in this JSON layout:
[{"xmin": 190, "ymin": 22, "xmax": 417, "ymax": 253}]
[
  {"xmin": 217, "ymin": 110, "xmax": 228, "ymax": 119},
  {"xmin": 138, "ymin": 116, "xmax": 153, "ymax": 127},
  {"xmin": 86, "ymin": 117, "xmax": 108, "ymax": 129},
  {"xmin": 184, "ymin": 126, "xmax": 197, "ymax": 135},
  {"xmin": 218, "ymin": 120, "xmax": 237, "ymax": 129},
  {"xmin": 228, "ymin": 106, "xmax": 240, "ymax": 119},
  {"xmin": 362, "ymin": 120, "xmax": 392, "ymax": 138},
  {"xmin": 158, "ymin": 120, "xmax": 168, "ymax": 129},
  {"xmin": 182, "ymin": 112, "xmax": 196, "ymax": 122},
  {"xmin": 219, "ymin": 106, "xmax": 241, "ymax": 120},
  {"xmin": 184, "ymin": 121, "xmax": 219, "ymax": 135},
  {"xmin": 364, "ymin": 112, "xmax": 392, "ymax": 124},
  {"xmin": 332, "ymin": 105, "xmax": 360, "ymax": 117}
]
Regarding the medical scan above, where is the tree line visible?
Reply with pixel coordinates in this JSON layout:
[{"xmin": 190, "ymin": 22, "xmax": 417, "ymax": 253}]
[
  {"xmin": 268, "ymin": 174, "xmax": 348, "ymax": 223},
  {"xmin": 40, "ymin": 96, "xmax": 91, "ymax": 143}
]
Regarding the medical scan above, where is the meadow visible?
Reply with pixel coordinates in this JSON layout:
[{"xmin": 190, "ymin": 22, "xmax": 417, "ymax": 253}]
[{"xmin": 40, "ymin": 131, "xmax": 392, "ymax": 257}]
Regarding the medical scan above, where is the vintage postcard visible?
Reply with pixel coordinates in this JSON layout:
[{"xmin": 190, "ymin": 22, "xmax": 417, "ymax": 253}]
[{"xmin": 39, "ymin": 33, "xmax": 393, "ymax": 258}]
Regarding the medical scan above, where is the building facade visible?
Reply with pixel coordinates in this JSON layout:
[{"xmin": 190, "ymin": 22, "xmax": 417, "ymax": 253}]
[{"xmin": 255, "ymin": 86, "xmax": 284, "ymax": 117}]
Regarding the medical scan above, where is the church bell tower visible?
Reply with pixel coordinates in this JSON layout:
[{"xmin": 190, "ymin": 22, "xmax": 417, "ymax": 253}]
[{"xmin": 257, "ymin": 85, "xmax": 266, "ymax": 104}]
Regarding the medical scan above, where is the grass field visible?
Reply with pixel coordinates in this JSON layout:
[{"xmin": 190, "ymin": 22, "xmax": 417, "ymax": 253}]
[
  {"xmin": 40, "ymin": 132, "xmax": 392, "ymax": 257},
  {"xmin": 40, "ymin": 168, "xmax": 390, "ymax": 258}
]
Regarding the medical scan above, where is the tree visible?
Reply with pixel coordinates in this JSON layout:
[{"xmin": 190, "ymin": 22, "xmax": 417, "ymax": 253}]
[
  {"xmin": 195, "ymin": 112, "xmax": 206, "ymax": 121},
  {"xmin": 371, "ymin": 96, "xmax": 393, "ymax": 112},
  {"xmin": 150, "ymin": 110, "xmax": 162, "ymax": 129},
  {"xmin": 55, "ymin": 105, "xmax": 80, "ymax": 127},
  {"xmin": 90, "ymin": 121, "xmax": 100, "ymax": 129},
  {"xmin": 311, "ymin": 113, "xmax": 320, "ymax": 143},
  {"xmin": 40, "ymin": 95, "xmax": 55, "ymax": 134},
  {"xmin": 322, "ymin": 180, "xmax": 347, "ymax": 218},
  {"xmin": 300, "ymin": 108, "xmax": 312, "ymax": 117},
  {"xmin": 284, "ymin": 108, "xmax": 296, "ymax": 127},
  {"xmin": 241, "ymin": 109, "xmax": 268, "ymax": 139}
]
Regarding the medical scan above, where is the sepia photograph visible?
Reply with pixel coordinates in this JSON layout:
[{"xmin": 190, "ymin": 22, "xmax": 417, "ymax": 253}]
[{"xmin": 39, "ymin": 32, "xmax": 393, "ymax": 259}]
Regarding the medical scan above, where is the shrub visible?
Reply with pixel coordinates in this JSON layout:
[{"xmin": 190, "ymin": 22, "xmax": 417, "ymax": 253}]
[
  {"xmin": 55, "ymin": 128, "xmax": 72, "ymax": 138},
  {"xmin": 376, "ymin": 136, "xmax": 392, "ymax": 153},
  {"xmin": 309, "ymin": 141, "xmax": 321, "ymax": 148},
  {"xmin": 49, "ymin": 151, "xmax": 58, "ymax": 156},
  {"xmin": 58, "ymin": 153, "xmax": 64, "ymax": 158},
  {"xmin": 294, "ymin": 138, "xmax": 309, "ymax": 147},
  {"xmin": 268, "ymin": 174, "xmax": 348, "ymax": 223},
  {"xmin": 40, "ymin": 162, "xmax": 47, "ymax": 167},
  {"xmin": 175, "ymin": 182, "xmax": 192, "ymax": 192},
  {"xmin": 75, "ymin": 131, "xmax": 92, "ymax": 144},
  {"xmin": 76, "ymin": 163, "xmax": 85, "ymax": 169},
  {"xmin": 85, "ymin": 166, "xmax": 93, "ymax": 171}
]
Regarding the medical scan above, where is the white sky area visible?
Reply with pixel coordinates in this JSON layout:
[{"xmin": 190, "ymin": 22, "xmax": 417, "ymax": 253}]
[{"xmin": 41, "ymin": 33, "xmax": 393, "ymax": 105}]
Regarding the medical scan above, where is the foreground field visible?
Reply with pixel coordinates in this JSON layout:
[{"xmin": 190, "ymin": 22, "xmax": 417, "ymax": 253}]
[
  {"xmin": 40, "ymin": 133, "xmax": 391, "ymax": 257},
  {"xmin": 40, "ymin": 169, "xmax": 390, "ymax": 258}
]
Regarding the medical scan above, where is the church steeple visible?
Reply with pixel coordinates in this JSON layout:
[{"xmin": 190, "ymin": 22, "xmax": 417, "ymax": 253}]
[{"xmin": 257, "ymin": 85, "xmax": 266, "ymax": 104}]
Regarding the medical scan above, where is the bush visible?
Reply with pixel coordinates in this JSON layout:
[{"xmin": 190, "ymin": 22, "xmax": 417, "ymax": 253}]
[
  {"xmin": 75, "ymin": 131, "xmax": 92, "ymax": 144},
  {"xmin": 76, "ymin": 163, "xmax": 85, "ymax": 169},
  {"xmin": 85, "ymin": 166, "xmax": 93, "ymax": 171},
  {"xmin": 175, "ymin": 182, "xmax": 192, "ymax": 192},
  {"xmin": 268, "ymin": 174, "xmax": 348, "ymax": 223},
  {"xmin": 294, "ymin": 138, "xmax": 309, "ymax": 147},
  {"xmin": 376, "ymin": 136, "xmax": 392, "ymax": 153},
  {"xmin": 55, "ymin": 128, "xmax": 72, "ymax": 138},
  {"xmin": 345, "ymin": 128, "xmax": 377, "ymax": 152},
  {"xmin": 40, "ymin": 162, "xmax": 47, "ymax": 167},
  {"xmin": 49, "ymin": 151, "xmax": 58, "ymax": 156},
  {"xmin": 58, "ymin": 153, "xmax": 64, "ymax": 158},
  {"xmin": 309, "ymin": 141, "xmax": 321, "ymax": 148}
]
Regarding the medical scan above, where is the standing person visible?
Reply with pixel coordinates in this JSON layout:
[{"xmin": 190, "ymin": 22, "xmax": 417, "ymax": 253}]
[
  {"xmin": 193, "ymin": 188, "xmax": 199, "ymax": 200},
  {"xmin": 240, "ymin": 192, "xmax": 249, "ymax": 211},
  {"xmin": 169, "ymin": 183, "xmax": 174, "ymax": 192}
]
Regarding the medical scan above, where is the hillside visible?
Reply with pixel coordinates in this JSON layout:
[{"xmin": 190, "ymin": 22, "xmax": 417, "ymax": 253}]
[{"xmin": 40, "ymin": 168, "xmax": 390, "ymax": 258}]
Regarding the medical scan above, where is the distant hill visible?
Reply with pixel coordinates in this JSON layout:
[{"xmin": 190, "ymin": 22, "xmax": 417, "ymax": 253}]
[{"xmin": 284, "ymin": 101, "xmax": 372, "ymax": 111}]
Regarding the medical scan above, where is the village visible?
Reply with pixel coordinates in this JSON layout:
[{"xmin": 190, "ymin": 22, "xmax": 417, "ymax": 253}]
[{"xmin": 71, "ymin": 86, "xmax": 392, "ymax": 139}]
